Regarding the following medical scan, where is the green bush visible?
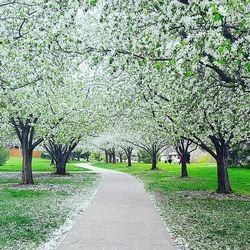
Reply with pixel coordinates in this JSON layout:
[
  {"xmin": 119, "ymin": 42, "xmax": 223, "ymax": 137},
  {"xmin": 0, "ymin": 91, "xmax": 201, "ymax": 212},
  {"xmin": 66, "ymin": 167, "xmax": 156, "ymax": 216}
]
[
  {"xmin": 0, "ymin": 145, "xmax": 9, "ymax": 165},
  {"xmin": 91, "ymin": 152, "xmax": 102, "ymax": 162},
  {"xmin": 137, "ymin": 150, "xmax": 151, "ymax": 163},
  {"xmin": 228, "ymin": 141, "xmax": 250, "ymax": 168},
  {"xmin": 41, "ymin": 152, "xmax": 50, "ymax": 159},
  {"xmin": 196, "ymin": 153, "xmax": 216, "ymax": 164},
  {"xmin": 137, "ymin": 150, "xmax": 160, "ymax": 164}
]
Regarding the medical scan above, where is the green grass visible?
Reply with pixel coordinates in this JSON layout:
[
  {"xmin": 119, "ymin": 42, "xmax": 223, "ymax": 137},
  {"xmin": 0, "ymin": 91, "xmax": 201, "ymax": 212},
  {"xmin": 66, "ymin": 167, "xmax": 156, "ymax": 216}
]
[
  {"xmin": 0, "ymin": 172, "xmax": 99, "ymax": 249},
  {"xmin": 92, "ymin": 162, "xmax": 250, "ymax": 249},
  {"xmin": 0, "ymin": 157, "xmax": 98, "ymax": 249},
  {"xmin": 0, "ymin": 157, "xmax": 86, "ymax": 172},
  {"xmin": 93, "ymin": 162, "xmax": 250, "ymax": 195}
]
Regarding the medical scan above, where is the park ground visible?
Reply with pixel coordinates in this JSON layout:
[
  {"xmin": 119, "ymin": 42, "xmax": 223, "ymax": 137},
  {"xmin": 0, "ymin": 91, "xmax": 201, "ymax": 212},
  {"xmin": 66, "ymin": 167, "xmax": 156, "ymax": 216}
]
[
  {"xmin": 0, "ymin": 158, "xmax": 249, "ymax": 249},
  {"xmin": 92, "ymin": 162, "xmax": 250, "ymax": 250},
  {"xmin": 0, "ymin": 157, "xmax": 100, "ymax": 250}
]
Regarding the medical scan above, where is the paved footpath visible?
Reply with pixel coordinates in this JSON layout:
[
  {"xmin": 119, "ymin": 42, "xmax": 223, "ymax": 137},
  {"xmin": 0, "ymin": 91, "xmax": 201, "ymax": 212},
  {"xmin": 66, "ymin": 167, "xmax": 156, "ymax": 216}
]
[{"xmin": 58, "ymin": 164, "xmax": 176, "ymax": 250}]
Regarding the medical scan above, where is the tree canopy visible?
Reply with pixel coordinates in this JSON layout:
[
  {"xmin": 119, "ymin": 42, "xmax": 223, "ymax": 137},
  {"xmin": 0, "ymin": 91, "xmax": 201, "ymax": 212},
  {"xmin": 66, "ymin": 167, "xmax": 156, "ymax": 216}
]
[{"xmin": 0, "ymin": 0, "xmax": 249, "ymax": 193}]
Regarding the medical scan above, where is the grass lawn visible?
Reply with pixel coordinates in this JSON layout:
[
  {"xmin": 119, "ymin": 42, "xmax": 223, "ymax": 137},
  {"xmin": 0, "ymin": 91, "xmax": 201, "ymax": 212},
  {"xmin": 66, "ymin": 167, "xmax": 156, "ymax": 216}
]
[
  {"xmin": 0, "ymin": 157, "xmax": 100, "ymax": 249},
  {"xmin": 0, "ymin": 157, "xmax": 85, "ymax": 172},
  {"xmin": 92, "ymin": 162, "xmax": 250, "ymax": 249}
]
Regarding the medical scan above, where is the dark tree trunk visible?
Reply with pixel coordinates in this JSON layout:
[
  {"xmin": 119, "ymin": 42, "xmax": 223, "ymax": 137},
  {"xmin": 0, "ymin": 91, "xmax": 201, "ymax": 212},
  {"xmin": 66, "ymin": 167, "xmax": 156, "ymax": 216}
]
[
  {"xmin": 45, "ymin": 140, "xmax": 78, "ymax": 176},
  {"xmin": 201, "ymin": 135, "xmax": 232, "ymax": 194},
  {"xmin": 181, "ymin": 157, "xmax": 188, "ymax": 177},
  {"xmin": 21, "ymin": 128, "xmax": 34, "ymax": 184},
  {"xmin": 118, "ymin": 152, "xmax": 123, "ymax": 162},
  {"xmin": 86, "ymin": 155, "xmax": 89, "ymax": 162},
  {"xmin": 127, "ymin": 151, "xmax": 132, "ymax": 167},
  {"xmin": 51, "ymin": 157, "xmax": 55, "ymax": 165},
  {"xmin": 22, "ymin": 147, "xmax": 33, "ymax": 184},
  {"xmin": 108, "ymin": 152, "xmax": 112, "ymax": 163},
  {"xmin": 176, "ymin": 139, "xmax": 192, "ymax": 178},
  {"xmin": 151, "ymin": 152, "xmax": 157, "ymax": 170},
  {"xmin": 105, "ymin": 150, "xmax": 108, "ymax": 163},
  {"xmin": 55, "ymin": 160, "xmax": 67, "ymax": 175},
  {"xmin": 112, "ymin": 152, "xmax": 116, "ymax": 164},
  {"xmin": 123, "ymin": 147, "xmax": 133, "ymax": 167},
  {"xmin": 110, "ymin": 148, "xmax": 116, "ymax": 164},
  {"xmin": 11, "ymin": 118, "xmax": 42, "ymax": 185},
  {"xmin": 216, "ymin": 144, "xmax": 231, "ymax": 194}
]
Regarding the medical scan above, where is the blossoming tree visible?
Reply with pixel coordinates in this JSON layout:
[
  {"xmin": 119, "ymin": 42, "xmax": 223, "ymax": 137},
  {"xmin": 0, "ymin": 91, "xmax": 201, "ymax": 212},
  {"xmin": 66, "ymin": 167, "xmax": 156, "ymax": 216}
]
[{"xmin": 87, "ymin": 0, "xmax": 250, "ymax": 193}]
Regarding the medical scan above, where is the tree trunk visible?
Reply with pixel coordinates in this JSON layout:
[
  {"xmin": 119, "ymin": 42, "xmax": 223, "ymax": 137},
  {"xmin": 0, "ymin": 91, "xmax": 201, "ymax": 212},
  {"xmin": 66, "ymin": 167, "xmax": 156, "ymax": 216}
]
[
  {"xmin": 46, "ymin": 141, "xmax": 78, "ymax": 176},
  {"xmin": 181, "ymin": 157, "xmax": 188, "ymax": 177},
  {"xmin": 175, "ymin": 139, "xmax": 192, "ymax": 178},
  {"xmin": 11, "ymin": 118, "xmax": 43, "ymax": 185},
  {"xmin": 151, "ymin": 152, "xmax": 157, "ymax": 170},
  {"xmin": 108, "ymin": 153, "xmax": 112, "ymax": 163},
  {"xmin": 216, "ymin": 145, "xmax": 231, "ymax": 194},
  {"xmin": 105, "ymin": 150, "xmax": 108, "ymax": 163},
  {"xmin": 86, "ymin": 155, "xmax": 89, "ymax": 162},
  {"xmin": 123, "ymin": 147, "xmax": 133, "ymax": 167},
  {"xmin": 22, "ymin": 147, "xmax": 33, "ymax": 184},
  {"xmin": 56, "ymin": 160, "xmax": 66, "ymax": 175},
  {"xmin": 21, "ymin": 128, "xmax": 34, "ymax": 184},
  {"xmin": 127, "ymin": 151, "xmax": 132, "ymax": 167},
  {"xmin": 112, "ymin": 152, "xmax": 116, "ymax": 164},
  {"xmin": 119, "ymin": 153, "xmax": 123, "ymax": 162},
  {"xmin": 51, "ymin": 157, "xmax": 55, "ymax": 165}
]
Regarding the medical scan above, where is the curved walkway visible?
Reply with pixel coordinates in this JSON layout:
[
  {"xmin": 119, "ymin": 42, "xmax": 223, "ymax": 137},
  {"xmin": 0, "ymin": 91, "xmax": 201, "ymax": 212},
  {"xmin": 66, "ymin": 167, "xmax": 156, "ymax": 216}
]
[{"xmin": 58, "ymin": 164, "xmax": 176, "ymax": 250}]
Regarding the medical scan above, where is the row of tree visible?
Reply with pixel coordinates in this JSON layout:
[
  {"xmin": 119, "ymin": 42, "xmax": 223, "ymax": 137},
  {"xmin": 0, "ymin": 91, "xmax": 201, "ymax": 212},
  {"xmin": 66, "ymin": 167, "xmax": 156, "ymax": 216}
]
[
  {"xmin": 0, "ymin": 1, "xmax": 249, "ymax": 194},
  {"xmin": 0, "ymin": 1, "xmax": 106, "ymax": 183},
  {"xmin": 79, "ymin": 0, "xmax": 250, "ymax": 194}
]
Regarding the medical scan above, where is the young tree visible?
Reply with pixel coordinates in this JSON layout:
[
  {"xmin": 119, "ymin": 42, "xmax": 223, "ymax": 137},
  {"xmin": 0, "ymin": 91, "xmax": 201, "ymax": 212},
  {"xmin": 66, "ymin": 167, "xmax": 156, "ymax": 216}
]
[
  {"xmin": 82, "ymin": 151, "xmax": 91, "ymax": 162},
  {"xmin": 118, "ymin": 150, "xmax": 123, "ymax": 163},
  {"xmin": 175, "ymin": 139, "xmax": 197, "ymax": 178},
  {"xmin": 122, "ymin": 146, "xmax": 134, "ymax": 167},
  {"xmin": 129, "ymin": 137, "xmax": 166, "ymax": 170},
  {"xmin": 44, "ymin": 139, "xmax": 79, "ymax": 175}
]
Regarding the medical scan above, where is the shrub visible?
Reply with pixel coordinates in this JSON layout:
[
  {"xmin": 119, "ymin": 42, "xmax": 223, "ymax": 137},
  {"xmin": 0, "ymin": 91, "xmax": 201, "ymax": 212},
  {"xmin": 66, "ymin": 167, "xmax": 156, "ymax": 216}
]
[
  {"xmin": 41, "ymin": 152, "xmax": 50, "ymax": 159},
  {"xmin": 0, "ymin": 144, "xmax": 9, "ymax": 165},
  {"xmin": 91, "ymin": 152, "xmax": 102, "ymax": 162},
  {"xmin": 137, "ymin": 150, "xmax": 160, "ymax": 164},
  {"xmin": 228, "ymin": 141, "xmax": 250, "ymax": 168},
  {"xmin": 196, "ymin": 153, "xmax": 216, "ymax": 164}
]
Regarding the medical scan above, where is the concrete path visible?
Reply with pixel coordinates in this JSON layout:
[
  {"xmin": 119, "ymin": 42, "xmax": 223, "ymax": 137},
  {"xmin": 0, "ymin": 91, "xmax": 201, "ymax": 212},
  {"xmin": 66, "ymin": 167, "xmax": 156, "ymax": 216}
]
[{"xmin": 58, "ymin": 164, "xmax": 176, "ymax": 250}]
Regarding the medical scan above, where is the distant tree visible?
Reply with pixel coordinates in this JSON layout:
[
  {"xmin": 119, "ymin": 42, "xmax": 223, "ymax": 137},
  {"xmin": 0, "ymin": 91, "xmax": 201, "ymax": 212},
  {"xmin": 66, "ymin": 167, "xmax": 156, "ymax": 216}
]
[
  {"xmin": 91, "ymin": 152, "xmax": 102, "ymax": 162},
  {"xmin": 71, "ymin": 150, "xmax": 83, "ymax": 161},
  {"xmin": 122, "ymin": 146, "xmax": 133, "ymax": 167},
  {"xmin": 82, "ymin": 151, "xmax": 91, "ymax": 162},
  {"xmin": 175, "ymin": 139, "xmax": 198, "ymax": 178},
  {"xmin": 44, "ymin": 139, "xmax": 79, "ymax": 175}
]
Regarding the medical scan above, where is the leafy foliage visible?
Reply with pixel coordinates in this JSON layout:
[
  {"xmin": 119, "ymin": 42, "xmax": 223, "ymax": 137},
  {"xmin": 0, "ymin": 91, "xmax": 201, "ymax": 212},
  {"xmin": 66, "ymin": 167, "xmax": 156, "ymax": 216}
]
[
  {"xmin": 138, "ymin": 150, "xmax": 160, "ymax": 164},
  {"xmin": 228, "ymin": 141, "xmax": 250, "ymax": 168},
  {"xmin": 0, "ymin": 144, "xmax": 8, "ymax": 166}
]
